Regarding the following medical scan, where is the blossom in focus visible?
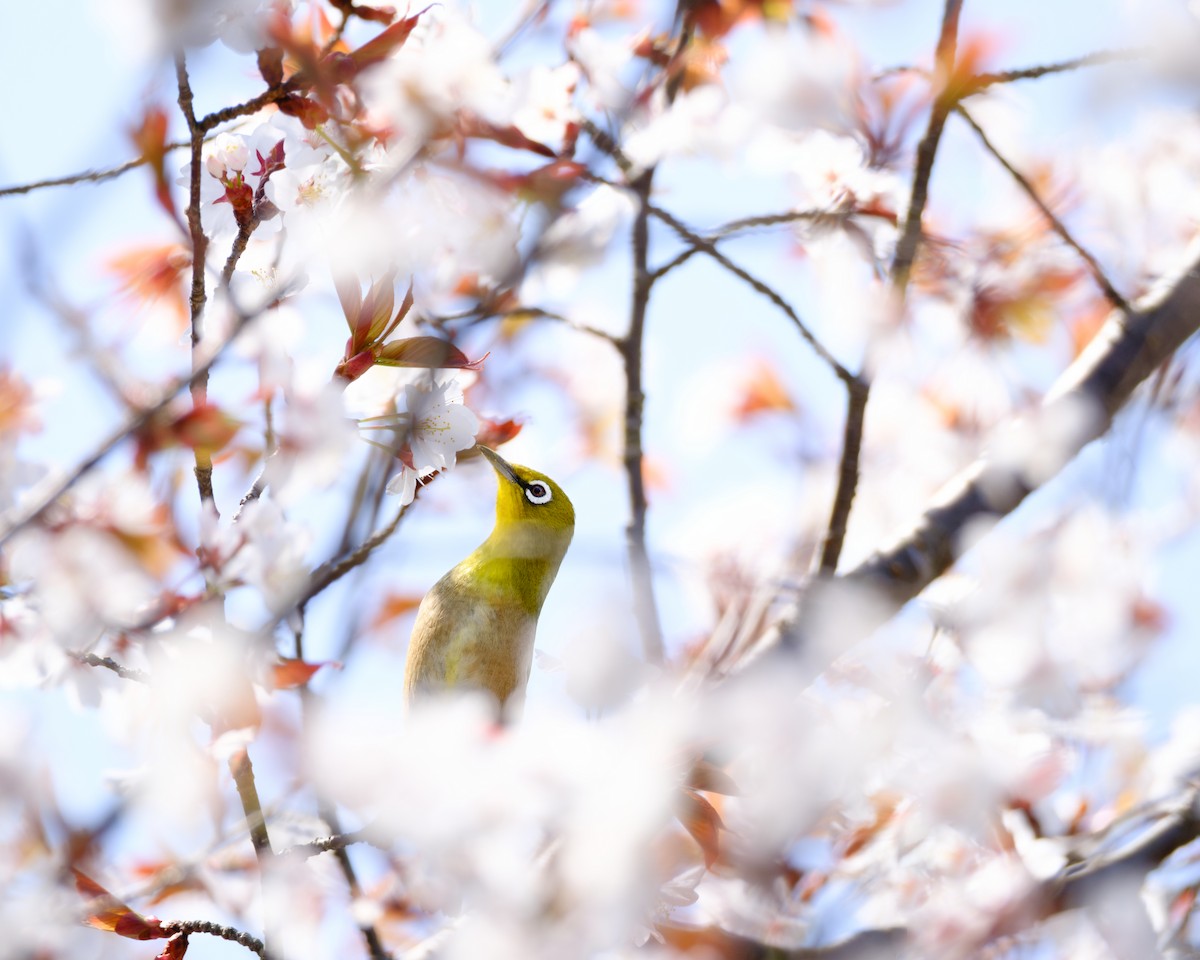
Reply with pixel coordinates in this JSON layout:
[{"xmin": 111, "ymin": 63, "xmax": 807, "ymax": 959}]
[{"xmin": 360, "ymin": 379, "xmax": 480, "ymax": 501}]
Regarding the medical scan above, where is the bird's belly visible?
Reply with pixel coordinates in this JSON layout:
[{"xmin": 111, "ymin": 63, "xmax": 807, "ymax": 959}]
[{"xmin": 405, "ymin": 592, "xmax": 537, "ymax": 709}]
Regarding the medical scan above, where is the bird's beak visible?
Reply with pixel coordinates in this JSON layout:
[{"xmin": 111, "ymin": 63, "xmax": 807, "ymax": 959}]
[{"xmin": 478, "ymin": 445, "xmax": 521, "ymax": 486}]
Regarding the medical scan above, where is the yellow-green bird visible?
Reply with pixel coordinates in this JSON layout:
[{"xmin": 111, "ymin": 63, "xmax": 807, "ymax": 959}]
[{"xmin": 403, "ymin": 446, "xmax": 575, "ymax": 715}]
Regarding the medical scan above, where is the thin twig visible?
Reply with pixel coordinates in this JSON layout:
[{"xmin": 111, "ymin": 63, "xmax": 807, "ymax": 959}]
[
  {"xmin": 302, "ymin": 499, "xmax": 412, "ymax": 607},
  {"xmin": 953, "ymin": 103, "xmax": 1129, "ymax": 311},
  {"xmin": 890, "ymin": 0, "xmax": 963, "ymax": 296},
  {"xmin": 622, "ymin": 169, "xmax": 666, "ymax": 665},
  {"xmin": 293, "ymin": 609, "xmax": 391, "ymax": 959},
  {"xmin": 817, "ymin": 382, "xmax": 869, "ymax": 574},
  {"xmin": 580, "ymin": 117, "xmax": 634, "ymax": 176},
  {"xmin": 222, "ymin": 217, "xmax": 261, "ymax": 285},
  {"xmin": 813, "ymin": 0, "xmax": 964, "ymax": 577},
  {"xmin": 650, "ymin": 245, "xmax": 702, "ymax": 281},
  {"xmin": 69, "ymin": 651, "xmax": 150, "ymax": 683},
  {"xmin": 0, "ymin": 143, "xmax": 191, "ymax": 197},
  {"xmin": 160, "ymin": 919, "xmax": 266, "ymax": 957},
  {"xmin": 714, "ymin": 209, "xmax": 832, "ymax": 237},
  {"xmin": 199, "ymin": 85, "xmax": 293, "ymax": 134},
  {"xmin": 175, "ymin": 53, "xmax": 216, "ymax": 510},
  {"xmin": 970, "ymin": 47, "xmax": 1145, "ymax": 91},
  {"xmin": 285, "ymin": 827, "xmax": 374, "ymax": 859},
  {"xmin": 646, "ymin": 203, "xmax": 857, "ymax": 386},
  {"xmin": 0, "ymin": 312, "xmax": 256, "ymax": 549},
  {"xmin": 436, "ymin": 306, "xmax": 620, "ymax": 346}
]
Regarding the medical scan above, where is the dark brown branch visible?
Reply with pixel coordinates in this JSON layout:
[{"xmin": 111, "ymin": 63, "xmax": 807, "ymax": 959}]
[
  {"xmin": 0, "ymin": 312, "xmax": 255, "ymax": 549},
  {"xmin": 815, "ymin": 0, "xmax": 964, "ymax": 576},
  {"xmin": 890, "ymin": 0, "xmax": 963, "ymax": 295},
  {"xmin": 622, "ymin": 169, "xmax": 666, "ymax": 665},
  {"xmin": 774, "ymin": 243, "xmax": 1200, "ymax": 652},
  {"xmin": 817, "ymin": 381, "xmax": 869, "ymax": 574},
  {"xmin": 302, "ymin": 499, "xmax": 411, "ymax": 607},
  {"xmin": 0, "ymin": 143, "xmax": 191, "ymax": 197},
  {"xmin": 175, "ymin": 53, "xmax": 216, "ymax": 510},
  {"xmin": 647, "ymin": 203, "xmax": 856, "ymax": 386},
  {"xmin": 160, "ymin": 919, "xmax": 266, "ymax": 957},
  {"xmin": 580, "ymin": 117, "xmax": 635, "ymax": 176},
  {"xmin": 954, "ymin": 104, "xmax": 1129, "ymax": 311},
  {"xmin": 650, "ymin": 245, "xmax": 702, "ymax": 280},
  {"xmin": 199, "ymin": 85, "xmax": 293, "ymax": 133},
  {"xmin": 69, "ymin": 651, "xmax": 150, "ymax": 683}
]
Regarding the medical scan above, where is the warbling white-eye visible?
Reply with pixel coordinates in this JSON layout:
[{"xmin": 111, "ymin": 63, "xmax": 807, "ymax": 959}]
[{"xmin": 403, "ymin": 446, "xmax": 575, "ymax": 715}]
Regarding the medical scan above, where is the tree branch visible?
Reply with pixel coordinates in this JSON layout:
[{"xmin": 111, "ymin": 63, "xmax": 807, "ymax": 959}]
[
  {"xmin": 774, "ymin": 242, "xmax": 1200, "ymax": 652},
  {"xmin": 816, "ymin": 0, "xmax": 964, "ymax": 576},
  {"xmin": 0, "ymin": 311, "xmax": 255, "ymax": 550},
  {"xmin": 969, "ymin": 47, "xmax": 1145, "ymax": 91},
  {"xmin": 69, "ymin": 651, "xmax": 150, "ymax": 683},
  {"xmin": 0, "ymin": 144, "xmax": 191, "ymax": 198},
  {"xmin": 160, "ymin": 919, "xmax": 266, "ymax": 957},
  {"xmin": 954, "ymin": 103, "xmax": 1128, "ymax": 310},
  {"xmin": 175, "ymin": 53, "xmax": 216, "ymax": 510},
  {"xmin": 647, "ymin": 203, "xmax": 856, "ymax": 385},
  {"xmin": 622, "ymin": 169, "xmax": 666, "ymax": 665}
]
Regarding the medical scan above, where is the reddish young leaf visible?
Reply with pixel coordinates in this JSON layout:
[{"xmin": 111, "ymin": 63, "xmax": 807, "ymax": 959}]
[
  {"xmin": 686, "ymin": 758, "xmax": 740, "ymax": 796},
  {"xmin": 457, "ymin": 114, "xmax": 557, "ymax": 159},
  {"xmin": 473, "ymin": 417, "xmax": 523, "ymax": 450},
  {"xmin": 171, "ymin": 405, "xmax": 241, "ymax": 454},
  {"xmin": 155, "ymin": 933, "xmax": 189, "ymax": 960},
  {"xmin": 677, "ymin": 789, "xmax": 724, "ymax": 869},
  {"xmin": 73, "ymin": 869, "xmax": 168, "ymax": 941},
  {"xmin": 276, "ymin": 94, "xmax": 329, "ymax": 129},
  {"xmin": 370, "ymin": 592, "xmax": 425, "ymax": 630},
  {"xmin": 329, "ymin": 0, "xmax": 397, "ymax": 24},
  {"xmin": 334, "ymin": 348, "xmax": 377, "ymax": 383},
  {"xmin": 271, "ymin": 658, "xmax": 339, "ymax": 689},
  {"xmin": 375, "ymin": 337, "xmax": 485, "ymax": 370},
  {"xmin": 343, "ymin": 9, "xmax": 426, "ymax": 73},
  {"xmin": 130, "ymin": 106, "xmax": 182, "ymax": 229},
  {"xmin": 257, "ymin": 46, "xmax": 285, "ymax": 87},
  {"xmin": 105, "ymin": 243, "xmax": 191, "ymax": 329}
]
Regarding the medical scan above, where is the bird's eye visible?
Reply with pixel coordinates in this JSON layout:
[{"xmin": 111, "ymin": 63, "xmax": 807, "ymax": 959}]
[{"xmin": 525, "ymin": 481, "xmax": 552, "ymax": 505}]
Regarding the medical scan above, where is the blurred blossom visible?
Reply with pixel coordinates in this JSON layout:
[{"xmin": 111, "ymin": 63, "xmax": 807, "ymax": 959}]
[
  {"xmin": 264, "ymin": 382, "xmax": 358, "ymax": 504},
  {"xmin": 731, "ymin": 26, "xmax": 858, "ymax": 136},
  {"xmin": 8, "ymin": 523, "xmax": 161, "ymax": 645},
  {"xmin": 950, "ymin": 505, "xmax": 1157, "ymax": 711},
  {"xmin": 914, "ymin": 855, "xmax": 1036, "ymax": 956},
  {"xmin": 101, "ymin": 0, "xmax": 273, "ymax": 58},
  {"xmin": 624, "ymin": 86, "xmax": 752, "ymax": 169},
  {"xmin": 1075, "ymin": 110, "xmax": 1200, "ymax": 286},
  {"xmin": 568, "ymin": 27, "xmax": 635, "ymax": 113},
  {"xmin": 219, "ymin": 498, "xmax": 314, "ymax": 613},
  {"xmin": 527, "ymin": 185, "xmax": 635, "ymax": 297},
  {"xmin": 310, "ymin": 693, "xmax": 686, "ymax": 957},
  {"xmin": 362, "ymin": 9, "xmax": 510, "ymax": 168},
  {"xmin": 509, "ymin": 62, "xmax": 581, "ymax": 148},
  {"xmin": 0, "ymin": 864, "xmax": 97, "ymax": 960},
  {"xmin": 289, "ymin": 171, "xmax": 521, "ymax": 308},
  {"xmin": 787, "ymin": 131, "xmax": 898, "ymax": 214}
]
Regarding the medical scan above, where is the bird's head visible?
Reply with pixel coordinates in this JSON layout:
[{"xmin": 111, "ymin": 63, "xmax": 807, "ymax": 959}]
[{"xmin": 478, "ymin": 446, "xmax": 575, "ymax": 542}]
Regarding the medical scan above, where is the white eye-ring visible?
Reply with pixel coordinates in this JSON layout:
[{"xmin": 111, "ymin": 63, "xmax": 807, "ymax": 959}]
[{"xmin": 525, "ymin": 481, "xmax": 553, "ymax": 505}]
